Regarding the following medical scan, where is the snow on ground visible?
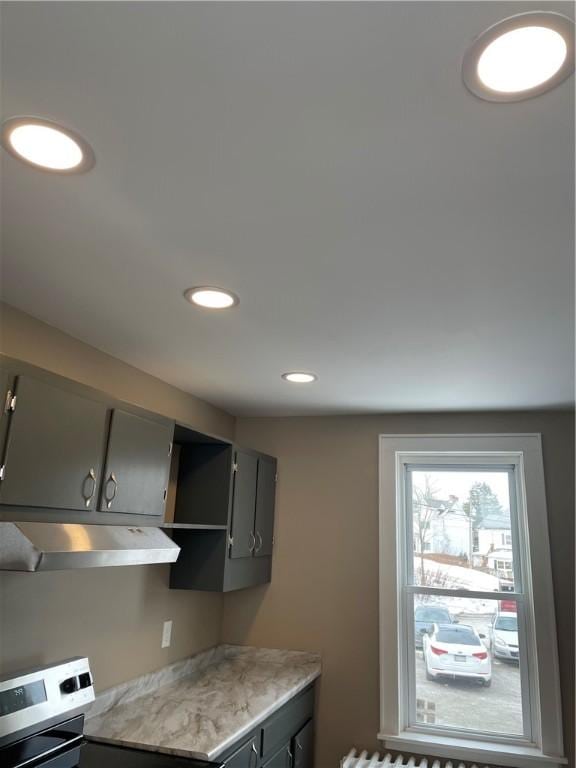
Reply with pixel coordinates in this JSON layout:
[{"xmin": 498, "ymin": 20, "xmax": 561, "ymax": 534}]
[{"xmin": 416, "ymin": 558, "xmax": 501, "ymax": 616}]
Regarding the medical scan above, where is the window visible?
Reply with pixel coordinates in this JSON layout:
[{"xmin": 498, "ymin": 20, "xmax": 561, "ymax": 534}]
[{"xmin": 378, "ymin": 435, "xmax": 565, "ymax": 768}]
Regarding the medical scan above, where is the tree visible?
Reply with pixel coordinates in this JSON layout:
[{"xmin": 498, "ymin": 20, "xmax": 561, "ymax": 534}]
[
  {"xmin": 412, "ymin": 474, "xmax": 440, "ymax": 585},
  {"xmin": 468, "ymin": 482, "xmax": 506, "ymax": 528}
]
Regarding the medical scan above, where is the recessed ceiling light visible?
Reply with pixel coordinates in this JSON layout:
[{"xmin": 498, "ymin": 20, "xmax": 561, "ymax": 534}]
[
  {"xmin": 184, "ymin": 286, "xmax": 239, "ymax": 309},
  {"xmin": 281, "ymin": 372, "xmax": 318, "ymax": 384},
  {"xmin": 463, "ymin": 12, "xmax": 574, "ymax": 102},
  {"xmin": 1, "ymin": 117, "xmax": 95, "ymax": 172}
]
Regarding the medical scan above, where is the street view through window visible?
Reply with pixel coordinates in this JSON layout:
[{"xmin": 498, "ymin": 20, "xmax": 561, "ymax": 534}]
[{"xmin": 407, "ymin": 469, "xmax": 525, "ymax": 736}]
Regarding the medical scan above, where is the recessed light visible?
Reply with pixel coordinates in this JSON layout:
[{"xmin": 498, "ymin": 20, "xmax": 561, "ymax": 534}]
[
  {"xmin": 1, "ymin": 117, "xmax": 95, "ymax": 172},
  {"xmin": 281, "ymin": 372, "xmax": 318, "ymax": 384},
  {"xmin": 184, "ymin": 286, "xmax": 239, "ymax": 309},
  {"xmin": 463, "ymin": 12, "xmax": 574, "ymax": 102}
]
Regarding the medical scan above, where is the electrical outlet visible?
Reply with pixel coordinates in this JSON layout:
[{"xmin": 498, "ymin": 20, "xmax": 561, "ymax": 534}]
[{"xmin": 161, "ymin": 620, "xmax": 172, "ymax": 648}]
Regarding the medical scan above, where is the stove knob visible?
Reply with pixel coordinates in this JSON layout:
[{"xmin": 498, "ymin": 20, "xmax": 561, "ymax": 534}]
[{"xmin": 60, "ymin": 677, "xmax": 79, "ymax": 694}]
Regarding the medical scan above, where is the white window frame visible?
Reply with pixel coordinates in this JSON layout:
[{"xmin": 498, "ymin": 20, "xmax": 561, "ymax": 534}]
[{"xmin": 378, "ymin": 435, "xmax": 566, "ymax": 768}]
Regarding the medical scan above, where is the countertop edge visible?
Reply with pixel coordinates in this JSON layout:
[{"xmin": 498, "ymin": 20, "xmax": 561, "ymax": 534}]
[{"xmin": 86, "ymin": 663, "xmax": 322, "ymax": 762}]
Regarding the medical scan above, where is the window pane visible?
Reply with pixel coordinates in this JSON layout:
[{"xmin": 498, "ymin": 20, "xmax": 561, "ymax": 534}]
[
  {"xmin": 413, "ymin": 594, "xmax": 524, "ymax": 736},
  {"xmin": 409, "ymin": 468, "xmax": 517, "ymax": 591}
]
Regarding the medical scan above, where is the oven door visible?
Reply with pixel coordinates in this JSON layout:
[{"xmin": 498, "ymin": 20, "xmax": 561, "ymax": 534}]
[{"xmin": 1, "ymin": 716, "xmax": 84, "ymax": 768}]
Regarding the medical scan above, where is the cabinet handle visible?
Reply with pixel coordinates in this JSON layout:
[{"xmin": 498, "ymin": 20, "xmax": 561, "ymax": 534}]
[
  {"xmin": 248, "ymin": 531, "xmax": 256, "ymax": 553},
  {"xmin": 250, "ymin": 743, "xmax": 258, "ymax": 768},
  {"xmin": 4, "ymin": 389, "xmax": 16, "ymax": 413},
  {"xmin": 82, "ymin": 468, "xmax": 97, "ymax": 507},
  {"xmin": 254, "ymin": 531, "xmax": 263, "ymax": 553},
  {"xmin": 104, "ymin": 472, "xmax": 118, "ymax": 509}
]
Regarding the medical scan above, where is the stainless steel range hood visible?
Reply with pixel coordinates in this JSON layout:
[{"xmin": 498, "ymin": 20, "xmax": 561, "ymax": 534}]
[{"xmin": 0, "ymin": 522, "xmax": 181, "ymax": 571}]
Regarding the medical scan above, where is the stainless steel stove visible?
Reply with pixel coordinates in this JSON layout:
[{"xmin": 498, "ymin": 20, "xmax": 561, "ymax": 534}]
[{"xmin": 0, "ymin": 659, "xmax": 223, "ymax": 768}]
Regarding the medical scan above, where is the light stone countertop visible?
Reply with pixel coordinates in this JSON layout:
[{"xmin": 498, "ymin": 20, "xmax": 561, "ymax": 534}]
[{"xmin": 85, "ymin": 645, "xmax": 321, "ymax": 762}]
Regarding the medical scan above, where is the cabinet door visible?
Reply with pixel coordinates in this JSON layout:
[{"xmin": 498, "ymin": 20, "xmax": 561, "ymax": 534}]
[
  {"xmin": 0, "ymin": 370, "xmax": 15, "ymax": 465},
  {"xmin": 223, "ymin": 735, "xmax": 259, "ymax": 768},
  {"xmin": 262, "ymin": 742, "xmax": 292, "ymax": 768},
  {"xmin": 293, "ymin": 720, "xmax": 314, "ymax": 768},
  {"xmin": 100, "ymin": 409, "xmax": 173, "ymax": 516},
  {"xmin": 254, "ymin": 456, "xmax": 277, "ymax": 558},
  {"xmin": 0, "ymin": 376, "xmax": 108, "ymax": 510},
  {"xmin": 229, "ymin": 449, "xmax": 258, "ymax": 559}
]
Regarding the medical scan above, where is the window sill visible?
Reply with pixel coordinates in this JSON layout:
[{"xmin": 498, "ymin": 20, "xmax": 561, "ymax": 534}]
[{"xmin": 378, "ymin": 732, "xmax": 567, "ymax": 768}]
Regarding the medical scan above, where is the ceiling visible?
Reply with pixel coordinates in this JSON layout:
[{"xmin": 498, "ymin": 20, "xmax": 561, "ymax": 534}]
[{"xmin": 1, "ymin": 1, "xmax": 574, "ymax": 416}]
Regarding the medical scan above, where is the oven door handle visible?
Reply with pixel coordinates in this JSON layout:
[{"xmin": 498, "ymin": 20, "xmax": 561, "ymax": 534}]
[{"xmin": 16, "ymin": 734, "xmax": 85, "ymax": 768}]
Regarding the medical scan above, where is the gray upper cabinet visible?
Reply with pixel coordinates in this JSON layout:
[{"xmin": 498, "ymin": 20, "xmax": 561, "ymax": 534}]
[
  {"xmin": 254, "ymin": 456, "xmax": 277, "ymax": 558},
  {"xmin": 230, "ymin": 450, "xmax": 259, "ymax": 559},
  {"xmin": 169, "ymin": 435, "xmax": 277, "ymax": 592},
  {"xmin": 100, "ymin": 409, "xmax": 173, "ymax": 516},
  {"xmin": 230, "ymin": 450, "xmax": 277, "ymax": 561},
  {"xmin": 0, "ymin": 376, "xmax": 108, "ymax": 511}
]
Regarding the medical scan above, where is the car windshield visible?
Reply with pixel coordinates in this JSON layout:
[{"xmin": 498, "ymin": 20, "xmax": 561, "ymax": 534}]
[
  {"xmin": 436, "ymin": 627, "xmax": 479, "ymax": 645},
  {"xmin": 415, "ymin": 607, "xmax": 450, "ymax": 622},
  {"xmin": 495, "ymin": 616, "xmax": 517, "ymax": 631}
]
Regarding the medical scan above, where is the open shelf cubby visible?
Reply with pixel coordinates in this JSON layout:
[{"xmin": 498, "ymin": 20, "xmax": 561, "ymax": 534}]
[{"xmin": 170, "ymin": 425, "xmax": 234, "ymax": 528}]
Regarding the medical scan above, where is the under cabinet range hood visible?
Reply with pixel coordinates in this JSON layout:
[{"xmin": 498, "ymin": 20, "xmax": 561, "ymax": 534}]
[{"xmin": 0, "ymin": 522, "xmax": 181, "ymax": 571}]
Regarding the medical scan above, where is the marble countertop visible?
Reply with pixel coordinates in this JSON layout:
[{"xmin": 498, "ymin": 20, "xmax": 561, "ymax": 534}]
[{"xmin": 85, "ymin": 645, "xmax": 321, "ymax": 761}]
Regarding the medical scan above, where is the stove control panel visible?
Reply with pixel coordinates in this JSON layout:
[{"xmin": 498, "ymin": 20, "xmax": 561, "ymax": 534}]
[{"xmin": 0, "ymin": 657, "xmax": 94, "ymax": 743}]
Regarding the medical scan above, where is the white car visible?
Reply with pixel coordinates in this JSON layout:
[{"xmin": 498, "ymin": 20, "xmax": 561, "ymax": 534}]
[
  {"xmin": 490, "ymin": 612, "xmax": 519, "ymax": 661},
  {"xmin": 423, "ymin": 623, "xmax": 492, "ymax": 687}
]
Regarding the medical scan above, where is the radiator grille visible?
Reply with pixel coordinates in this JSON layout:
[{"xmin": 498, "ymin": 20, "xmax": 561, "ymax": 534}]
[{"xmin": 342, "ymin": 749, "xmax": 491, "ymax": 768}]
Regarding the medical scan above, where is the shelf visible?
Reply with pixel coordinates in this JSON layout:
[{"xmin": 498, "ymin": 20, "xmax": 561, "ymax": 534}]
[{"xmin": 160, "ymin": 523, "xmax": 227, "ymax": 531}]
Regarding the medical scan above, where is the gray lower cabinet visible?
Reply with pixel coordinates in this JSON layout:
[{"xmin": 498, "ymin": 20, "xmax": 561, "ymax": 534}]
[
  {"xmin": 222, "ymin": 734, "xmax": 259, "ymax": 768},
  {"xmin": 0, "ymin": 375, "xmax": 108, "ymax": 511},
  {"xmin": 262, "ymin": 742, "xmax": 292, "ymax": 768},
  {"xmin": 293, "ymin": 720, "xmax": 314, "ymax": 768},
  {"xmin": 218, "ymin": 685, "xmax": 315, "ymax": 768},
  {"xmin": 100, "ymin": 409, "xmax": 173, "ymax": 516},
  {"xmin": 261, "ymin": 687, "xmax": 313, "ymax": 762},
  {"xmin": 0, "ymin": 370, "xmax": 15, "ymax": 467}
]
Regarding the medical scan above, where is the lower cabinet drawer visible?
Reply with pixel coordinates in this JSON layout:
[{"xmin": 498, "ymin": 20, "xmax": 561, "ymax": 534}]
[
  {"xmin": 261, "ymin": 741, "xmax": 292, "ymax": 768},
  {"xmin": 222, "ymin": 734, "xmax": 259, "ymax": 768},
  {"xmin": 261, "ymin": 687, "xmax": 314, "ymax": 760}
]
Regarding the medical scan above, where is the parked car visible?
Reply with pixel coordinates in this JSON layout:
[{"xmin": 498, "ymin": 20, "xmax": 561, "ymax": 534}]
[
  {"xmin": 423, "ymin": 623, "xmax": 492, "ymax": 686},
  {"xmin": 414, "ymin": 604, "xmax": 454, "ymax": 648},
  {"xmin": 490, "ymin": 611, "xmax": 519, "ymax": 661},
  {"xmin": 499, "ymin": 597, "xmax": 517, "ymax": 613}
]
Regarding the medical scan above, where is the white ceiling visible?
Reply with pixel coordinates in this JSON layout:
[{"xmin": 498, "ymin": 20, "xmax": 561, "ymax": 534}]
[{"xmin": 1, "ymin": 1, "xmax": 574, "ymax": 416}]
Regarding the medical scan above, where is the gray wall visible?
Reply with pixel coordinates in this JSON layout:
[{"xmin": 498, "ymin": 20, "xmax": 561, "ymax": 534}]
[
  {"xmin": 224, "ymin": 412, "xmax": 574, "ymax": 768},
  {"xmin": 0, "ymin": 303, "xmax": 235, "ymax": 690}
]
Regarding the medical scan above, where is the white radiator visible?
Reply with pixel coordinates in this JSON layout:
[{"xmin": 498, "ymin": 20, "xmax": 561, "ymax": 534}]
[{"xmin": 341, "ymin": 749, "xmax": 491, "ymax": 768}]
